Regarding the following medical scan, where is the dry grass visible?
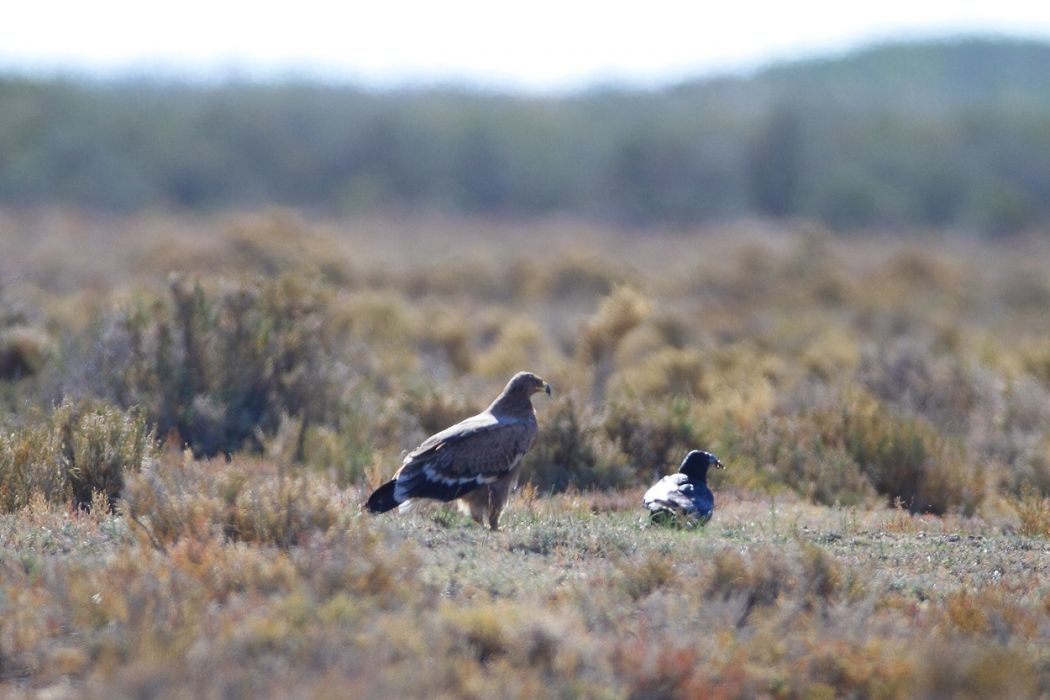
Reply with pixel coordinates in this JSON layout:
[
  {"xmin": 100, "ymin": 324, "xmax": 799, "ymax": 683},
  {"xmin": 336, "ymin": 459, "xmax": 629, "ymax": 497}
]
[
  {"xmin": 0, "ymin": 400, "xmax": 153, "ymax": 512},
  {"xmin": 4, "ymin": 209, "xmax": 1050, "ymax": 507},
  {"xmin": 1, "ymin": 207, "xmax": 1050, "ymax": 695},
  {"xmin": 0, "ymin": 483, "xmax": 1047, "ymax": 697}
]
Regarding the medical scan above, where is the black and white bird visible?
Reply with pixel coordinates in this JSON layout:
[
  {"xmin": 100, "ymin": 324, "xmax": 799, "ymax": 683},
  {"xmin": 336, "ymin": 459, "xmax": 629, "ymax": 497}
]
[{"xmin": 643, "ymin": 450, "xmax": 725, "ymax": 525}]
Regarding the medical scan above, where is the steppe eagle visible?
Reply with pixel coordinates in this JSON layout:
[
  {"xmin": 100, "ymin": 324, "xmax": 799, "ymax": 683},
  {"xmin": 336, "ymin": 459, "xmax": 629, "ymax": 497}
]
[{"xmin": 365, "ymin": 371, "xmax": 551, "ymax": 530}]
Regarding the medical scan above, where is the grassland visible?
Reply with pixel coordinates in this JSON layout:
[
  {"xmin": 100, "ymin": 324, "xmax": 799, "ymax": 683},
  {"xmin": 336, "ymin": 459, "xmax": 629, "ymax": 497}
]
[
  {"xmin": 1, "ymin": 207, "xmax": 1050, "ymax": 696},
  {"xmin": 3, "ymin": 485, "xmax": 1049, "ymax": 698}
]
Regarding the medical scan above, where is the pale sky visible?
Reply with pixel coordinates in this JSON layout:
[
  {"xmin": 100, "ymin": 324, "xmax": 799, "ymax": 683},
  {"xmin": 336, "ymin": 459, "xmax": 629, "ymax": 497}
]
[{"xmin": 4, "ymin": 1, "xmax": 1050, "ymax": 90}]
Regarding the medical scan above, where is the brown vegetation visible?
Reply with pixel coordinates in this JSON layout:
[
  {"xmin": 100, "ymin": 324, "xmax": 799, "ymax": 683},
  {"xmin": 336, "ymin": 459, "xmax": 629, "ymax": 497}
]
[{"xmin": 1, "ymin": 208, "xmax": 1050, "ymax": 695}]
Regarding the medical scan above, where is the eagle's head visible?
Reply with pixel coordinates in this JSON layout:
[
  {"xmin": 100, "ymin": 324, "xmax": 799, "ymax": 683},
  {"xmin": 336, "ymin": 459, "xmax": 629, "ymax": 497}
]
[{"xmin": 507, "ymin": 371, "xmax": 552, "ymax": 397}]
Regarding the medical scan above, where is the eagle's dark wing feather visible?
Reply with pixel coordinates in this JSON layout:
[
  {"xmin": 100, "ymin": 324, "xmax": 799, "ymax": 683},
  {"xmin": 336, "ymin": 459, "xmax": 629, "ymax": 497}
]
[{"xmin": 392, "ymin": 413, "xmax": 536, "ymax": 503}]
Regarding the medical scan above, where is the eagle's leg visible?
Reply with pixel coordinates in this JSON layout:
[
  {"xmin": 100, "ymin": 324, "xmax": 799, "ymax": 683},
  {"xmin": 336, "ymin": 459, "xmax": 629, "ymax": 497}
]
[
  {"xmin": 459, "ymin": 488, "xmax": 489, "ymax": 525},
  {"xmin": 486, "ymin": 480, "xmax": 514, "ymax": 531}
]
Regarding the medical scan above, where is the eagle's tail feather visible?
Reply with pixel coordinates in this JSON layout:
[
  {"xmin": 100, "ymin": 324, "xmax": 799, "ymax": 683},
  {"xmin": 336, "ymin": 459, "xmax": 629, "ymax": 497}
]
[{"xmin": 365, "ymin": 480, "xmax": 400, "ymax": 513}]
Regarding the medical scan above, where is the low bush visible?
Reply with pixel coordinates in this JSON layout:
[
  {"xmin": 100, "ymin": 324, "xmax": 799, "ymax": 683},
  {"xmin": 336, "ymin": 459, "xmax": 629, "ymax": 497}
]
[
  {"xmin": 122, "ymin": 453, "xmax": 348, "ymax": 548},
  {"xmin": 614, "ymin": 346, "xmax": 707, "ymax": 399},
  {"xmin": 524, "ymin": 394, "xmax": 630, "ymax": 492},
  {"xmin": 577, "ymin": 286, "xmax": 650, "ymax": 401},
  {"xmin": 0, "ymin": 399, "xmax": 154, "ymax": 511},
  {"xmin": 73, "ymin": 274, "xmax": 354, "ymax": 459},
  {"xmin": 1011, "ymin": 487, "xmax": 1050, "ymax": 537},
  {"xmin": 0, "ymin": 324, "xmax": 52, "ymax": 380},
  {"xmin": 602, "ymin": 397, "xmax": 706, "ymax": 483},
  {"xmin": 526, "ymin": 392, "xmax": 710, "ymax": 493},
  {"xmin": 857, "ymin": 337, "xmax": 988, "ymax": 434},
  {"xmin": 472, "ymin": 318, "xmax": 548, "ymax": 379},
  {"xmin": 738, "ymin": 391, "xmax": 980, "ymax": 513},
  {"xmin": 842, "ymin": 395, "xmax": 980, "ymax": 514},
  {"xmin": 524, "ymin": 252, "xmax": 627, "ymax": 300},
  {"xmin": 741, "ymin": 417, "xmax": 876, "ymax": 506}
]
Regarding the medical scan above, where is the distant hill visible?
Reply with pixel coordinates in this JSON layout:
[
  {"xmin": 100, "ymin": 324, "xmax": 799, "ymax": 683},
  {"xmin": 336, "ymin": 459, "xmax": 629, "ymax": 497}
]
[{"xmin": 2, "ymin": 37, "xmax": 1049, "ymax": 233}]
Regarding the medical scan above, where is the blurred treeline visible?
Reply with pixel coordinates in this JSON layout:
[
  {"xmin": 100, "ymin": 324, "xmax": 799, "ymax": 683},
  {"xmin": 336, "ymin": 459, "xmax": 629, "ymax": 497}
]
[{"xmin": 3, "ymin": 38, "xmax": 1050, "ymax": 232}]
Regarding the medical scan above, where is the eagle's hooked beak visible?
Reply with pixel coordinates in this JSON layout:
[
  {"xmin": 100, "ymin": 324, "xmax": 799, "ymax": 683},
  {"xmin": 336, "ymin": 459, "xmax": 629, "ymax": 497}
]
[
  {"xmin": 714, "ymin": 458, "xmax": 726, "ymax": 470},
  {"xmin": 543, "ymin": 381, "xmax": 552, "ymax": 396}
]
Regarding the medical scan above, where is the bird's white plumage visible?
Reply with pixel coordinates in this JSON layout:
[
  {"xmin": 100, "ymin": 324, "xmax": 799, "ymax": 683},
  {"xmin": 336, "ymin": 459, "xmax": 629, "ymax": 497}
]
[{"xmin": 643, "ymin": 472, "xmax": 714, "ymax": 522}]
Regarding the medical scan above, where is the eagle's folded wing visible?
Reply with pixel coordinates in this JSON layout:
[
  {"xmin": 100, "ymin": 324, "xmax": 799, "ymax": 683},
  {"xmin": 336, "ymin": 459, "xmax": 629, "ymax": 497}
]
[{"xmin": 393, "ymin": 416, "xmax": 536, "ymax": 503}]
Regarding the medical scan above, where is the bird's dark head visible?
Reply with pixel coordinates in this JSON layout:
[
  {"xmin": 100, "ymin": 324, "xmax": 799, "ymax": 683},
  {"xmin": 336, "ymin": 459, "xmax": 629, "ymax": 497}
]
[
  {"xmin": 506, "ymin": 371, "xmax": 552, "ymax": 397},
  {"xmin": 678, "ymin": 450, "xmax": 725, "ymax": 480}
]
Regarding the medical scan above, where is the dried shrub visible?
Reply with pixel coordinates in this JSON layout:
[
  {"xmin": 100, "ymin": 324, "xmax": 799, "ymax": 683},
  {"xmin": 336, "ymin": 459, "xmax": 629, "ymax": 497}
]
[
  {"xmin": 442, "ymin": 602, "xmax": 513, "ymax": 664},
  {"xmin": 135, "ymin": 210, "xmax": 355, "ymax": 286},
  {"xmin": 525, "ymin": 395, "xmax": 602, "ymax": 492},
  {"xmin": 578, "ymin": 286, "xmax": 650, "ymax": 401},
  {"xmin": 1021, "ymin": 436, "xmax": 1050, "ymax": 497},
  {"xmin": 798, "ymin": 541, "xmax": 844, "ymax": 608},
  {"xmin": 404, "ymin": 255, "xmax": 504, "ymax": 300},
  {"xmin": 857, "ymin": 337, "xmax": 988, "ymax": 434},
  {"xmin": 872, "ymin": 248, "xmax": 965, "ymax": 301},
  {"xmin": 75, "ymin": 274, "xmax": 353, "ymax": 459},
  {"xmin": 997, "ymin": 267, "xmax": 1050, "ymax": 309},
  {"xmin": 0, "ymin": 400, "xmax": 154, "ymax": 511},
  {"xmin": 705, "ymin": 548, "xmax": 790, "ymax": 625},
  {"xmin": 842, "ymin": 396, "xmax": 979, "ymax": 514},
  {"xmin": 340, "ymin": 290, "xmax": 417, "ymax": 348},
  {"xmin": 612, "ymin": 314, "xmax": 694, "ymax": 371},
  {"xmin": 525, "ymin": 252, "xmax": 626, "ymax": 300},
  {"xmin": 65, "ymin": 402, "xmax": 155, "ymax": 510},
  {"xmin": 799, "ymin": 642, "xmax": 914, "ymax": 699},
  {"xmin": 615, "ymin": 346, "xmax": 707, "ymax": 399},
  {"xmin": 744, "ymin": 391, "xmax": 980, "ymax": 514},
  {"xmin": 300, "ymin": 413, "xmax": 375, "ymax": 487},
  {"xmin": 222, "ymin": 211, "xmax": 354, "ymax": 284},
  {"xmin": 742, "ymin": 418, "xmax": 876, "ymax": 505},
  {"xmin": 0, "ymin": 412, "xmax": 68, "ymax": 512},
  {"xmin": 417, "ymin": 310, "xmax": 473, "ymax": 374},
  {"xmin": 226, "ymin": 468, "xmax": 344, "ymax": 547},
  {"xmin": 472, "ymin": 318, "xmax": 546, "ymax": 379},
  {"xmin": 1011, "ymin": 487, "xmax": 1050, "ymax": 537},
  {"xmin": 801, "ymin": 328, "xmax": 860, "ymax": 381},
  {"xmin": 616, "ymin": 552, "xmax": 678, "ymax": 600},
  {"xmin": 918, "ymin": 646, "xmax": 1040, "ymax": 700},
  {"xmin": 398, "ymin": 385, "xmax": 479, "ymax": 438},
  {"xmin": 0, "ymin": 325, "xmax": 52, "ymax": 380},
  {"xmin": 704, "ymin": 549, "xmax": 752, "ymax": 601},
  {"xmin": 1021, "ymin": 339, "xmax": 1050, "ymax": 388},
  {"xmin": 122, "ymin": 453, "xmax": 346, "ymax": 548},
  {"xmin": 602, "ymin": 397, "xmax": 705, "ymax": 484},
  {"xmin": 614, "ymin": 637, "xmax": 706, "ymax": 700}
]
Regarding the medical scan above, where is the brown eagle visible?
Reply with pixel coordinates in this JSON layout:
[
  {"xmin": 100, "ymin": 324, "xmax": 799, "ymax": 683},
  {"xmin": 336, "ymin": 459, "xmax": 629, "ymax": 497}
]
[{"xmin": 365, "ymin": 371, "xmax": 551, "ymax": 530}]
